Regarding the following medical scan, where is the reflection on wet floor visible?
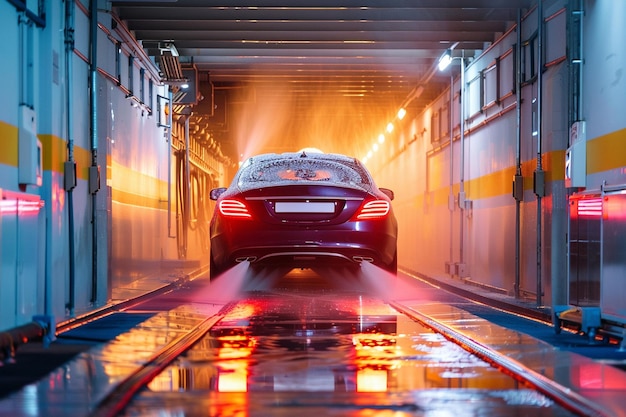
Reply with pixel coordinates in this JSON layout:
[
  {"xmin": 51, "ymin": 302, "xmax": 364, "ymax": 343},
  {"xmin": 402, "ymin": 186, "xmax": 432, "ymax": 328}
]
[
  {"xmin": 126, "ymin": 390, "xmax": 569, "ymax": 417},
  {"xmin": 0, "ymin": 263, "xmax": 603, "ymax": 416},
  {"xmin": 152, "ymin": 295, "xmax": 519, "ymax": 393},
  {"xmin": 123, "ymin": 267, "xmax": 578, "ymax": 416}
]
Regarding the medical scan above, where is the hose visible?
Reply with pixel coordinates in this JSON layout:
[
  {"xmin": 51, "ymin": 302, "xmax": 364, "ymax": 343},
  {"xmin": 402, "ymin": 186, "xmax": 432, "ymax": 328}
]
[
  {"xmin": 0, "ymin": 319, "xmax": 51, "ymax": 365},
  {"xmin": 175, "ymin": 148, "xmax": 188, "ymax": 259}
]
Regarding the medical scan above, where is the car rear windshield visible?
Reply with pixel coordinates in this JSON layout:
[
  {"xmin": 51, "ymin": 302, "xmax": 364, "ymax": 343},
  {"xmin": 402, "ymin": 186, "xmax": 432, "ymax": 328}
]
[{"xmin": 236, "ymin": 155, "xmax": 373, "ymax": 192}]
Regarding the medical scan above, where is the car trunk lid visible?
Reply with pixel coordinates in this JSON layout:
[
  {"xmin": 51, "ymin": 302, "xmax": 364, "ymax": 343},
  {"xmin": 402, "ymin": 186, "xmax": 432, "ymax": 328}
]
[{"xmin": 243, "ymin": 185, "xmax": 366, "ymax": 225}]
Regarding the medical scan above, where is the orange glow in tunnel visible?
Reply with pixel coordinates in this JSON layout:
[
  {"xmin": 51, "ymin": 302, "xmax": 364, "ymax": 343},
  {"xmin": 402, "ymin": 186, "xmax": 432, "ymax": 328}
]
[{"xmin": 230, "ymin": 77, "xmax": 390, "ymax": 161}]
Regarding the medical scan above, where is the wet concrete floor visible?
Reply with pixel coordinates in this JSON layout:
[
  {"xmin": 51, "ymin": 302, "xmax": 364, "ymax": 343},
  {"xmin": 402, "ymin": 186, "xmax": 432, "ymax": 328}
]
[
  {"xmin": 122, "ymin": 267, "xmax": 578, "ymax": 416},
  {"xmin": 0, "ymin": 264, "xmax": 624, "ymax": 416}
]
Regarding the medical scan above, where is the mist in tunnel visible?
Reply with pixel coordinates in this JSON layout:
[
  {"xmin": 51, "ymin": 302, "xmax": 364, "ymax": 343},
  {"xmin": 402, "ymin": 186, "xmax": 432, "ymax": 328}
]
[
  {"xmin": 229, "ymin": 77, "xmax": 393, "ymax": 161},
  {"xmin": 229, "ymin": 82, "xmax": 294, "ymax": 160},
  {"xmin": 191, "ymin": 262, "xmax": 297, "ymax": 304},
  {"xmin": 190, "ymin": 261, "xmax": 252, "ymax": 304},
  {"xmin": 192, "ymin": 260, "xmax": 424, "ymax": 305},
  {"xmin": 358, "ymin": 262, "xmax": 424, "ymax": 301}
]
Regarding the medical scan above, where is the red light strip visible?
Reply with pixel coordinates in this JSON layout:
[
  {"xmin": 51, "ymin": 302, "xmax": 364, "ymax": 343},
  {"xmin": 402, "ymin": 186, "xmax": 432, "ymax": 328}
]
[
  {"xmin": 577, "ymin": 198, "xmax": 602, "ymax": 217},
  {"xmin": 0, "ymin": 199, "xmax": 44, "ymax": 215}
]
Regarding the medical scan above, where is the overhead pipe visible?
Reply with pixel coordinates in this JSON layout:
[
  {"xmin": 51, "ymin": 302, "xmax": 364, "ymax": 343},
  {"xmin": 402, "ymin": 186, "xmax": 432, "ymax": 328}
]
[
  {"xmin": 175, "ymin": 113, "xmax": 192, "ymax": 259},
  {"xmin": 575, "ymin": 0, "xmax": 584, "ymax": 122},
  {"xmin": 458, "ymin": 51, "xmax": 467, "ymax": 273},
  {"xmin": 437, "ymin": 41, "xmax": 465, "ymax": 277},
  {"xmin": 64, "ymin": 0, "xmax": 77, "ymax": 316},
  {"xmin": 535, "ymin": 0, "xmax": 545, "ymax": 306},
  {"xmin": 168, "ymin": 89, "xmax": 175, "ymax": 238},
  {"xmin": 184, "ymin": 115, "xmax": 192, "ymax": 258},
  {"xmin": 89, "ymin": 0, "xmax": 100, "ymax": 304},
  {"xmin": 514, "ymin": 9, "xmax": 523, "ymax": 299},
  {"xmin": 448, "ymin": 73, "xmax": 455, "ymax": 273}
]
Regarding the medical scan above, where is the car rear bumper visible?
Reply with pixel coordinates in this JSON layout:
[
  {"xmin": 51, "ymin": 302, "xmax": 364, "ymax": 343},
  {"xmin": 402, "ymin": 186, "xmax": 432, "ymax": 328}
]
[
  {"xmin": 228, "ymin": 246, "xmax": 385, "ymax": 267},
  {"xmin": 210, "ymin": 222, "xmax": 397, "ymax": 271}
]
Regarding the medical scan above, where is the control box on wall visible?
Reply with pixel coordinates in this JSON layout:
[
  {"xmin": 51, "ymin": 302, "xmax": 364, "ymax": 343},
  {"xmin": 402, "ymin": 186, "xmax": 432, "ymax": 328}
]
[
  {"xmin": 18, "ymin": 106, "xmax": 42, "ymax": 187},
  {"xmin": 565, "ymin": 121, "xmax": 586, "ymax": 189}
]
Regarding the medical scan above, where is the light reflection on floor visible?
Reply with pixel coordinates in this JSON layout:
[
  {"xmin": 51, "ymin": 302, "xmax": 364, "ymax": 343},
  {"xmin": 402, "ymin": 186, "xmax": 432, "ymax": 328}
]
[
  {"xmin": 1, "ymin": 262, "xmax": 622, "ymax": 416},
  {"xmin": 148, "ymin": 299, "xmax": 516, "ymax": 394},
  {"xmin": 122, "ymin": 265, "xmax": 578, "ymax": 417}
]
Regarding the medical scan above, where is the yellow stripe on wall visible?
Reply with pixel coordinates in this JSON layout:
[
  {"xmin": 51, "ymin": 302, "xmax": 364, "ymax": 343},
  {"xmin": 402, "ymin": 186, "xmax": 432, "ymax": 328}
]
[
  {"xmin": 110, "ymin": 161, "xmax": 169, "ymax": 196},
  {"xmin": 0, "ymin": 121, "xmax": 18, "ymax": 167},
  {"xmin": 1, "ymin": 123, "xmax": 92, "ymax": 181},
  {"xmin": 74, "ymin": 145, "xmax": 92, "ymax": 182},
  {"xmin": 587, "ymin": 128, "xmax": 626, "ymax": 174},
  {"xmin": 464, "ymin": 150, "xmax": 566, "ymax": 201},
  {"xmin": 544, "ymin": 149, "xmax": 566, "ymax": 182},
  {"xmin": 38, "ymin": 135, "xmax": 91, "ymax": 181},
  {"xmin": 38, "ymin": 134, "xmax": 66, "ymax": 174},
  {"xmin": 466, "ymin": 166, "xmax": 517, "ymax": 200},
  {"xmin": 110, "ymin": 161, "xmax": 170, "ymax": 209},
  {"xmin": 432, "ymin": 184, "xmax": 452, "ymax": 206},
  {"xmin": 111, "ymin": 188, "xmax": 168, "ymax": 210}
]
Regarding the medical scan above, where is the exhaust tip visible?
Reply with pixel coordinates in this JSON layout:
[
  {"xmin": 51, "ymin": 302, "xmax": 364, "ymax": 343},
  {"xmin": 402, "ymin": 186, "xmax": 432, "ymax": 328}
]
[
  {"xmin": 235, "ymin": 256, "xmax": 257, "ymax": 263},
  {"xmin": 353, "ymin": 256, "xmax": 374, "ymax": 263}
]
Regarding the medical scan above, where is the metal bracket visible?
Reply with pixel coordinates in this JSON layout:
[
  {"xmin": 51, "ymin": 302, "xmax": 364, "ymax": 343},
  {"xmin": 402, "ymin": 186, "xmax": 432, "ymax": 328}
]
[{"xmin": 32, "ymin": 314, "xmax": 56, "ymax": 347}]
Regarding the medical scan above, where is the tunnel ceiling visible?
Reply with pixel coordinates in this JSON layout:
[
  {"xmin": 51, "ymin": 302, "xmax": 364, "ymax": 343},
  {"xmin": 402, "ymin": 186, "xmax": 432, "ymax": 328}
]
[{"xmin": 111, "ymin": 0, "xmax": 535, "ymax": 159}]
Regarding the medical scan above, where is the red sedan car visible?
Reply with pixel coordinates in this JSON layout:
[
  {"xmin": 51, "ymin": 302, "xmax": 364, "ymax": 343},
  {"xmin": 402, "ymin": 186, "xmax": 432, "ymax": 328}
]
[{"xmin": 209, "ymin": 151, "xmax": 397, "ymax": 279}]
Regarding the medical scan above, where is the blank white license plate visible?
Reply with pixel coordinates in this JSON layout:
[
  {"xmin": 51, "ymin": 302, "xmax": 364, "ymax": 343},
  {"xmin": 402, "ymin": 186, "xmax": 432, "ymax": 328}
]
[{"xmin": 275, "ymin": 201, "xmax": 335, "ymax": 213}]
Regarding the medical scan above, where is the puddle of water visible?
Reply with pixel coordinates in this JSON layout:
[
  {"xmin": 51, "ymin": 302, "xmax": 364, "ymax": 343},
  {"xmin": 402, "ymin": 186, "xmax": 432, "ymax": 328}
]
[
  {"xmin": 126, "ymin": 388, "xmax": 577, "ymax": 417},
  {"xmin": 149, "ymin": 293, "xmax": 518, "ymax": 394},
  {"xmin": 123, "ymin": 265, "xmax": 579, "ymax": 417}
]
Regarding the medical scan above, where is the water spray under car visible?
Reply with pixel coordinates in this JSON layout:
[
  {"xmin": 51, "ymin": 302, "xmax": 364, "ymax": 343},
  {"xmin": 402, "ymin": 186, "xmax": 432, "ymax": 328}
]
[{"xmin": 209, "ymin": 151, "xmax": 398, "ymax": 280}]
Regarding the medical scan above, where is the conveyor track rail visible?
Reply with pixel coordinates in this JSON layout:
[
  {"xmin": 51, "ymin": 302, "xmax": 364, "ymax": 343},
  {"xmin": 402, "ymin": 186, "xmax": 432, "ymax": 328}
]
[
  {"xmin": 390, "ymin": 301, "xmax": 611, "ymax": 417},
  {"xmin": 83, "ymin": 295, "xmax": 609, "ymax": 417}
]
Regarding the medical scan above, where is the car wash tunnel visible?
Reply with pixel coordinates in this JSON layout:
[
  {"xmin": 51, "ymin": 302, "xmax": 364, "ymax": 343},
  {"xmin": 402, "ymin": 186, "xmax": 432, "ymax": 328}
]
[{"xmin": 1, "ymin": 1, "xmax": 626, "ymax": 416}]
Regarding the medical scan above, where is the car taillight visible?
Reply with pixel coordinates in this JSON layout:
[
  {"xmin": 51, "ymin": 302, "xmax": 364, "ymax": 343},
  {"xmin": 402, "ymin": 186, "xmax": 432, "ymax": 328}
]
[
  {"xmin": 355, "ymin": 200, "xmax": 390, "ymax": 219},
  {"xmin": 219, "ymin": 199, "xmax": 252, "ymax": 218}
]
